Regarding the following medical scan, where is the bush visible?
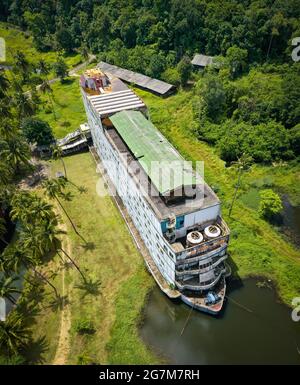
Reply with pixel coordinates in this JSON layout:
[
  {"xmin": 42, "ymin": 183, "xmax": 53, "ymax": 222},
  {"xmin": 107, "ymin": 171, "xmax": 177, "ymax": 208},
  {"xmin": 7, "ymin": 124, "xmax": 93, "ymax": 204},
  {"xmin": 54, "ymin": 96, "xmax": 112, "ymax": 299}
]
[
  {"xmin": 161, "ymin": 68, "xmax": 180, "ymax": 87},
  {"xmin": 21, "ymin": 117, "xmax": 54, "ymax": 146},
  {"xmin": 258, "ymin": 189, "xmax": 283, "ymax": 221},
  {"xmin": 73, "ymin": 318, "xmax": 95, "ymax": 335},
  {"xmin": 217, "ymin": 120, "xmax": 292, "ymax": 163},
  {"xmin": 177, "ymin": 56, "xmax": 192, "ymax": 86}
]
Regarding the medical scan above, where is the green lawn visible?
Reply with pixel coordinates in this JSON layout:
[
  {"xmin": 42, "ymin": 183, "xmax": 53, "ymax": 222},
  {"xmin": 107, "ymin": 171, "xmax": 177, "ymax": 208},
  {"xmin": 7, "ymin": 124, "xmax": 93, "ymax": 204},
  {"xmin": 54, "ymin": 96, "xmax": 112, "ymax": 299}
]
[
  {"xmin": 0, "ymin": 22, "xmax": 82, "ymax": 69},
  {"xmin": 49, "ymin": 153, "xmax": 157, "ymax": 364},
  {"xmin": 37, "ymin": 78, "xmax": 86, "ymax": 138}
]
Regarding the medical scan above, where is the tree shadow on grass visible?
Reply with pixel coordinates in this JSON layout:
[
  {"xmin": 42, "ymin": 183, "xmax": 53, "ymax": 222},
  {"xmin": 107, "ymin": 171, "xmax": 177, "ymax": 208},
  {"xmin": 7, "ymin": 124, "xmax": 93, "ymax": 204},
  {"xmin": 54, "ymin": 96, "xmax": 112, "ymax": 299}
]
[
  {"xmin": 61, "ymin": 77, "xmax": 75, "ymax": 85},
  {"xmin": 75, "ymin": 277, "xmax": 102, "ymax": 299},
  {"xmin": 80, "ymin": 241, "xmax": 96, "ymax": 251},
  {"xmin": 23, "ymin": 335, "xmax": 49, "ymax": 365},
  {"xmin": 67, "ymin": 179, "xmax": 88, "ymax": 194},
  {"xmin": 47, "ymin": 294, "xmax": 70, "ymax": 312},
  {"xmin": 15, "ymin": 281, "xmax": 45, "ymax": 324}
]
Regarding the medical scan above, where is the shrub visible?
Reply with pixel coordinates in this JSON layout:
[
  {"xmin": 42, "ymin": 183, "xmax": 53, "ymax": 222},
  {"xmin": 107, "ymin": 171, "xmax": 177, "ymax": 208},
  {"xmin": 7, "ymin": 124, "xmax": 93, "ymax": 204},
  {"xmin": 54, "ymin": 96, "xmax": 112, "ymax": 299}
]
[
  {"xmin": 73, "ymin": 318, "xmax": 95, "ymax": 335},
  {"xmin": 21, "ymin": 117, "xmax": 54, "ymax": 146},
  {"xmin": 258, "ymin": 189, "xmax": 283, "ymax": 221}
]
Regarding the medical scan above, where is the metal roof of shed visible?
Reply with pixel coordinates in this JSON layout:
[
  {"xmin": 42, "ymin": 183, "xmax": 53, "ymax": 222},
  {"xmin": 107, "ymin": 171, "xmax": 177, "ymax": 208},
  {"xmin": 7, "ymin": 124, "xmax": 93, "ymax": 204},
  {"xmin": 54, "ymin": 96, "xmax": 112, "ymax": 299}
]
[
  {"xmin": 98, "ymin": 61, "xmax": 175, "ymax": 96},
  {"xmin": 191, "ymin": 54, "xmax": 213, "ymax": 67},
  {"xmin": 88, "ymin": 89, "xmax": 146, "ymax": 117},
  {"xmin": 110, "ymin": 110, "xmax": 196, "ymax": 195}
]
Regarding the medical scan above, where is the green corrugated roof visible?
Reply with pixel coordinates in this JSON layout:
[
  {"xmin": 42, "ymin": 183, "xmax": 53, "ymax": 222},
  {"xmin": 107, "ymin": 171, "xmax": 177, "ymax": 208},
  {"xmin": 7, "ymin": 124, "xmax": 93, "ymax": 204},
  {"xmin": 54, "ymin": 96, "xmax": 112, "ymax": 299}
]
[{"xmin": 110, "ymin": 110, "xmax": 196, "ymax": 195}]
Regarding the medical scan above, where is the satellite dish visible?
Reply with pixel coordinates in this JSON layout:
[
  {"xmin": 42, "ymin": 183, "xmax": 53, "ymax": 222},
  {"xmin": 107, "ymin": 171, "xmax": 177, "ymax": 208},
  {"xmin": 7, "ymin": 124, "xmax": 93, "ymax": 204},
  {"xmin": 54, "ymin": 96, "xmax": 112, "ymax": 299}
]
[{"xmin": 0, "ymin": 297, "xmax": 6, "ymax": 321}]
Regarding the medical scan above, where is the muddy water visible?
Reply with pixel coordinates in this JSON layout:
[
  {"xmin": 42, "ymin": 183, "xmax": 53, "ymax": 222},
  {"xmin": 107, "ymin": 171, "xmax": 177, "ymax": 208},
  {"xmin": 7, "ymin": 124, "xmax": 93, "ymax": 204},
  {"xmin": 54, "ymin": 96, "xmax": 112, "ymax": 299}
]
[{"xmin": 140, "ymin": 279, "xmax": 300, "ymax": 365}]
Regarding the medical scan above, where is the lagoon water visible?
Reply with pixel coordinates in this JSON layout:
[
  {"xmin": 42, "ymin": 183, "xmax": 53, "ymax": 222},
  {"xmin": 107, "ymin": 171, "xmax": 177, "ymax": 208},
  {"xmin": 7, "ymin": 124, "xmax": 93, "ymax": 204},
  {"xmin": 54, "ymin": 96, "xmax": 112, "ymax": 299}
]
[{"xmin": 140, "ymin": 279, "xmax": 300, "ymax": 365}]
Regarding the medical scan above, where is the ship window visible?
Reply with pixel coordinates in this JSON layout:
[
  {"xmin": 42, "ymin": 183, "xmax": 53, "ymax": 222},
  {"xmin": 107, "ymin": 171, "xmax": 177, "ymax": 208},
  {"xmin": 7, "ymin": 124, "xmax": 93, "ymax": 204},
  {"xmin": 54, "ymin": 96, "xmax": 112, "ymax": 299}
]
[{"xmin": 176, "ymin": 216, "xmax": 185, "ymax": 229}]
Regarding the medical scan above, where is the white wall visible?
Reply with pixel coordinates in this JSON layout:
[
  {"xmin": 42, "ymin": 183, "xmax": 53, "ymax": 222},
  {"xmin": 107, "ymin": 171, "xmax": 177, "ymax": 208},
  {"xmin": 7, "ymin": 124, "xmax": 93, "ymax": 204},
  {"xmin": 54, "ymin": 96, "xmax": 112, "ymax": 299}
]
[{"xmin": 82, "ymin": 94, "xmax": 176, "ymax": 284}]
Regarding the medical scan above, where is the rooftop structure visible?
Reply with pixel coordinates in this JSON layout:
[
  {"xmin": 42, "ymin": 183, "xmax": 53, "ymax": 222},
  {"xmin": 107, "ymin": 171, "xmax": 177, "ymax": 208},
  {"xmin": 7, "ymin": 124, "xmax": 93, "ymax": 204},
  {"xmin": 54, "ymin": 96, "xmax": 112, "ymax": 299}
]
[
  {"xmin": 98, "ymin": 61, "xmax": 176, "ymax": 96},
  {"xmin": 80, "ymin": 68, "xmax": 110, "ymax": 95},
  {"xmin": 191, "ymin": 54, "xmax": 214, "ymax": 68},
  {"xmin": 110, "ymin": 110, "xmax": 197, "ymax": 197},
  {"xmin": 88, "ymin": 89, "xmax": 147, "ymax": 118},
  {"xmin": 104, "ymin": 113, "xmax": 219, "ymax": 219}
]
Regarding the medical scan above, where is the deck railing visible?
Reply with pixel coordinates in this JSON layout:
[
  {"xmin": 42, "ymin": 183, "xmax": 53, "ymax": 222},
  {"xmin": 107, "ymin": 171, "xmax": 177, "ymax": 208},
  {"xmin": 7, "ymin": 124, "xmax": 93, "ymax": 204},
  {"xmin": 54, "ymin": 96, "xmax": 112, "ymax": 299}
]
[
  {"xmin": 175, "ymin": 254, "xmax": 228, "ymax": 277},
  {"xmin": 175, "ymin": 267, "xmax": 226, "ymax": 291}
]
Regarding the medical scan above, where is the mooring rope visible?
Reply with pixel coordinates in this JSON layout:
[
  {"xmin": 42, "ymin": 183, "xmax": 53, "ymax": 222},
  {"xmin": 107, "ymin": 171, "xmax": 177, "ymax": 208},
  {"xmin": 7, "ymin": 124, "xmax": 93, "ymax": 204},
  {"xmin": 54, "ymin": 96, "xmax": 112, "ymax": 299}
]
[
  {"xmin": 180, "ymin": 302, "xmax": 195, "ymax": 336},
  {"xmin": 225, "ymin": 295, "xmax": 253, "ymax": 313}
]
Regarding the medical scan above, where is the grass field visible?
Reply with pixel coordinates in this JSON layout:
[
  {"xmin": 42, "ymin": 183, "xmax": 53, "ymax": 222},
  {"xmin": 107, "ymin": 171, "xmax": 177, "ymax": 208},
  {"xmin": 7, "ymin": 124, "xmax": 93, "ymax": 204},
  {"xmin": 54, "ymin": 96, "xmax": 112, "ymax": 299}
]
[
  {"xmin": 0, "ymin": 22, "xmax": 82, "ymax": 69},
  {"xmin": 48, "ymin": 153, "xmax": 157, "ymax": 364},
  {"xmin": 37, "ymin": 78, "xmax": 86, "ymax": 138}
]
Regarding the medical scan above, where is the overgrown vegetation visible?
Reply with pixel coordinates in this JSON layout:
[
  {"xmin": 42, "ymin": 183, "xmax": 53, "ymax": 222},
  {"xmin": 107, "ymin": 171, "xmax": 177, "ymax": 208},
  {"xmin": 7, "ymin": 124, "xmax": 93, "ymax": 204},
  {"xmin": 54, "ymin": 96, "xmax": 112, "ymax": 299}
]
[
  {"xmin": 1, "ymin": 0, "xmax": 299, "ymax": 81},
  {"xmin": 193, "ymin": 64, "xmax": 300, "ymax": 164}
]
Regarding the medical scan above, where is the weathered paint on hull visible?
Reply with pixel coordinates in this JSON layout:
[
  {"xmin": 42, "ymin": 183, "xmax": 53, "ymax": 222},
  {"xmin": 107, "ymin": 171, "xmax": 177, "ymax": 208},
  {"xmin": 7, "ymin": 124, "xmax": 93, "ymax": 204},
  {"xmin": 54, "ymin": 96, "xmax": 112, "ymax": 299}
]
[{"xmin": 180, "ymin": 280, "xmax": 226, "ymax": 315}]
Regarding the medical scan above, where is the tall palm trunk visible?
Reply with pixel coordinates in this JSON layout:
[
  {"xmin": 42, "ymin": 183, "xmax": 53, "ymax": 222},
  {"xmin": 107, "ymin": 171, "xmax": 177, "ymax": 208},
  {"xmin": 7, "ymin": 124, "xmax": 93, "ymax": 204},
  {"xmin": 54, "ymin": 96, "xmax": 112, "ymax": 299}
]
[
  {"xmin": 44, "ymin": 75, "xmax": 57, "ymax": 121},
  {"xmin": 0, "ymin": 237, "xmax": 8, "ymax": 245},
  {"xmin": 60, "ymin": 158, "xmax": 67, "ymax": 180},
  {"xmin": 32, "ymin": 266, "xmax": 59, "ymax": 298},
  {"xmin": 267, "ymin": 34, "xmax": 274, "ymax": 60},
  {"xmin": 229, "ymin": 169, "xmax": 242, "ymax": 218}
]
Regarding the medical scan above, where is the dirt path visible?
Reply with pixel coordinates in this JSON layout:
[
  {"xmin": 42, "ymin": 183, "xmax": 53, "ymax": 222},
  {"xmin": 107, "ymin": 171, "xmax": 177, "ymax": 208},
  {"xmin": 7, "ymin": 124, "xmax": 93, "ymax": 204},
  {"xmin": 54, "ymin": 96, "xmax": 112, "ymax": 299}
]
[{"xmin": 52, "ymin": 224, "xmax": 72, "ymax": 365}]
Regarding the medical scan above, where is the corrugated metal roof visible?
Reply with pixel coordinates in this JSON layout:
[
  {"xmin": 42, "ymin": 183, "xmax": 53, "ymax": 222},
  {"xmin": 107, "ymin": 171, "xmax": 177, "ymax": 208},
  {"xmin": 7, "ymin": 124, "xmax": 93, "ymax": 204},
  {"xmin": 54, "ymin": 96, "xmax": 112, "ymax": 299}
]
[
  {"xmin": 191, "ymin": 54, "xmax": 213, "ymax": 67},
  {"xmin": 88, "ymin": 89, "xmax": 146, "ymax": 117},
  {"xmin": 98, "ymin": 61, "xmax": 175, "ymax": 96},
  {"xmin": 110, "ymin": 110, "xmax": 196, "ymax": 195}
]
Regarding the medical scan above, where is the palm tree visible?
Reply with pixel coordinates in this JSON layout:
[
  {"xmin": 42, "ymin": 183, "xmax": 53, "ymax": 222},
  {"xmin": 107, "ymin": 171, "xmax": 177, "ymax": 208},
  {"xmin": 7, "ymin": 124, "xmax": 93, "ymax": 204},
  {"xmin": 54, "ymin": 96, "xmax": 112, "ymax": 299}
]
[
  {"xmin": 51, "ymin": 144, "xmax": 67, "ymax": 178},
  {"xmin": 0, "ymin": 118, "xmax": 18, "ymax": 141},
  {"xmin": 11, "ymin": 191, "xmax": 54, "ymax": 227},
  {"xmin": 0, "ymin": 99, "xmax": 12, "ymax": 119},
  {"xmin": 0, "ymin": 161, "xmax": 12, "ymax": 186},
  {"xmin": 14, "ymin": 91, "xmax": 35, "ymax": 120},
  {"xmin": 37, "ymin": 59, "xmax": 49, "ymax": 75},
  {"xmin": 0, "ymin": 276, "xmax": 21, "ymax": 305},
  {"xmin": 80, "ymin": 44, "xmax": 89, "ymax": 62},
  {"xmin": 43, "ymin": 178, "xmax": 87, "ymax": 243},
  {"xmin": 5, "ymin": 135, "xmax": 30, "ymax": 173},
  {"xmin": 40, "ymin": 80, "xmax": 57, "ymax": 120},
  {"xmin": 4, "ymin": 239, "xmax": 59, "ymax": 299},
  {"xmin": 13, "ymin": 51, "xmax": 30, "ymax": 83},
  {"xmin": 10, "ymin": 191, "xmax": 34, "ymax": 225},
  {"xmin": 0, "ymin": 217, "xmax": 8, "ymax": 245},
  {"xmin": 228, "ymin": 153, "xmax": 253, "ymax": 217},
  {"xmin": 0, "ymin": 72, "xmax": 10, "ymax": 98},
  {"xmin": 0, "ymin": 313, "xmax": 30, "ymax": 355}
]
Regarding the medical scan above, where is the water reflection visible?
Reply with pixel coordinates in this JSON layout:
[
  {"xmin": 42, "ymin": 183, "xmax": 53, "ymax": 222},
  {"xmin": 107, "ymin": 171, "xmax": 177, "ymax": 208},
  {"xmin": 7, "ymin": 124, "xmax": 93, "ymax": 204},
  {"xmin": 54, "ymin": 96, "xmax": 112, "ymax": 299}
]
[{"xmin": 141, "ymin": 279, "xmax": 300, "ymax": 365}]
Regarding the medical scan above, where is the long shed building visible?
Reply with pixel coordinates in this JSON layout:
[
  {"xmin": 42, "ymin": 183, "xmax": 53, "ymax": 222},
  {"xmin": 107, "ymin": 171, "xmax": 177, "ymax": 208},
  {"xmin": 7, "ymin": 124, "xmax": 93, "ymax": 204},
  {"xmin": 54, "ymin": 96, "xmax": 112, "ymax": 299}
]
[{"xmin": 98, "ymin": 61, "xmax": 176, "ymax": 97}]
